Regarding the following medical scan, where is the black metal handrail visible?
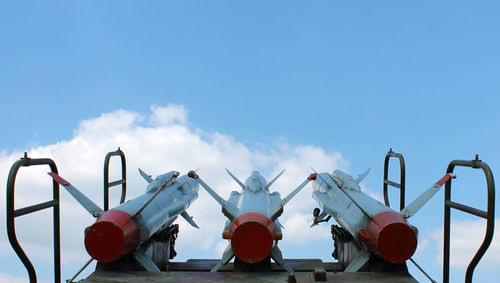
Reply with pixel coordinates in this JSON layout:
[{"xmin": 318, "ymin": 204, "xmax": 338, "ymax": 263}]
[
  {"xmin": 443, "ymin": 155, "xmax": 495, "ymax": 283},
  {"xmin": 103, "ymin": 148, "xmax": 126, "ymax": 211},
  {"xmin": 383, "ymin": 148, "xmax": 406, "ymax": 210},
  {"xmin": 6, "ymin": 153, "xmax": 60, "ymax": 283}
]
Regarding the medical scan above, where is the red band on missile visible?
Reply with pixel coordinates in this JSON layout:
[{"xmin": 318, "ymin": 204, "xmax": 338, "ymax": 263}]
[
  {"xmin": 48, "ymin": 172, "xmax": 71, "ymax": 186},
  {"xmin": 436, "ymin": 173, "xmax": 453, "ymax": 187},
  {"xmin": 84, "ymin": 209, "xmax": 140, "ymax": 263},
  {"xmin": 229, "ymin": 212, "xmax": 276, "ymax": 263},
  {"xmin": 358, "ymin": 211, "xmax": 418, "ymax": 263}
]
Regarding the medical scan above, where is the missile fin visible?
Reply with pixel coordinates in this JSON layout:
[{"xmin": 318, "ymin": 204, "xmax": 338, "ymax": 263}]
[
  {"xmin": 225, "ymin": 168, "xmax": 245, "ymax": 190},
  {"xmin": 188, "ymin": 170, "xmax": 239, "ymax": 220},
  {"xmin": 265, "ymin": 169, "xmax": 285, "ymax": 190},
  {"xmin": 48, "ymin": 172, "xmax": 104, "ymax": 217},
  {"xmin": 400, "ymin": 173, "xmax": 456, "ymax": 218},
  {"xmin": 311, "ymin": 210, "xmax": 329, "ymax": 227},
  {"xmin": 134, "ymin": 249, "xmax": 160, "ymax": 272},
  {"xmin": 355, "ymin": 168, "xmax": 371, "ymax": 184},
  {"xmin": 270, "ymin": 245, "xmax": 294, "ymax": 274},
  {"xmin": 269, "ymin": 174, "xmax": 316, "ymax": 221},
  {"xmin": 138, "ymin": 168, "xmax": 154, "ymax": 183},
  {"xmin": 181, "ymin": 211, "xmax": 199, "ymax": 229},
  {"xmin": 344, "ymin": 249, "xmax": 370, "ymax": 272},
  {"xmin": 211, "ymin": 244, "xmax": 234, "ymax": 272}
]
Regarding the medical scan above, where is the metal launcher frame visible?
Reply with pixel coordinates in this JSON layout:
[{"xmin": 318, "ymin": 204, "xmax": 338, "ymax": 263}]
[
  {"xmin": 6, "ymin": 149, "xmax": 128, "ymax": 283},
  {"xmin": 103, "ymin": 147, "xmax": 127, "ymax": 211},
  {"xmin": 383, "ymin": 148, "xmax": 406, "ymax": 211},
  {"xmin": 383, "ymin": 150, "xmax": 495, "ymax": 283},
  {"xmin": 443, "ymin": 155, "xmax": 495, "ymax": 283},
  {"xmin": 6, "ymin": 153, "xmax": 61, "ymax": 283},
  {"xmin": 5, "ymin": 148, "xmax": 496, "ymax": 283}
]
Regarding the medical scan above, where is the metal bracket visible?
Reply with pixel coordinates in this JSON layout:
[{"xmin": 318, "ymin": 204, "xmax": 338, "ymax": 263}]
[
  {"xmin": 383, "ymin": 148, "xmax": 406, "ymax": 210},
  {"xmin": 103, "ymin": 148, "xmax": 127, "ymax": 211},
  {"xmin": 443, "ymin": 155, "xmax": 495, "ymax": 283},
  {"xmin": 6, "ymin": 153, "xmax": 61, "ymax": 283}
]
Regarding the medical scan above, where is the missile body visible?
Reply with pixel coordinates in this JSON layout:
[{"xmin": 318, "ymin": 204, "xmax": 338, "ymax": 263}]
[
  {"xmin": 220, "ymin": 178, "xmax": 284, "ymax": 263},
  {"xmin": 312, "ymin": 169, "xmax": 454, "ymax": 267},
  {"xmin": 312, "ymin": 170, "xmax": 417, "ymax": 263},
  {"xmin": 190, "ymin": 169, "xmax": 316, "ymax": 273},
  {"xmin": 50, "ymin": 171, "xmax": 199, "ymax": 264}
]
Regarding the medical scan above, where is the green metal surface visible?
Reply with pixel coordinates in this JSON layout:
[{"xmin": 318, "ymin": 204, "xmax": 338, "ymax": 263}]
[
  {"xmin": 83, "ymin": 259, "xmax": 417, "ymax": 283},
  {"xmin": 84, "ymin": 270, "xmax": 417, "ymax": 283}
]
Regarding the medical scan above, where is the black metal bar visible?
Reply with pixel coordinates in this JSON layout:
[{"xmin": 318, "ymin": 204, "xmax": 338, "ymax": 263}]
[
  {"xmin": 383, "ymin": 148, "xmax": 406, "ymax": 210},
  {"xmin": 108, "ymin": 180, "xmax": 126, "ymax": 187},
  {"xmin": 383, "ymin": 180, "xmax": 401, "ymax": 189},
  {"xmin": 103, "ymin": 148, "xmax": 126, "ymax": 211},
  {"xmin": 445, "ymin": 200, "xmax": 488, "ymax": 219},
  {"xmin": 409, "ymin": 258, "xmax": 437, "ymax": 283},
  {"xmin": 14, "ymin": 200, "xmax": 59, "ymax": 217},
  {"xmin": 443, "ymin": 156, "xmax": 495, "ymax": 283},
  {"xmin": 67, "ymin": 258, "xmax": 94, "ymax": 283},
  {"xmin": 6, "ymin": 154, "xmax": 60, "ymax": 283}
]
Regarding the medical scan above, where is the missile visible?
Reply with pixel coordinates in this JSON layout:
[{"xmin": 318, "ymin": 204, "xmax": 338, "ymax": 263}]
[
  {"xmin": 188, "ymin": 169, "xmax": 317, "ymax": 274},
  {"xmin": 48, "ymin": 169, "xmax": 199, "ymax": 271},
  {"xmin": 310, "ymin": 169, "xmax": 455, "ymax": 271}
]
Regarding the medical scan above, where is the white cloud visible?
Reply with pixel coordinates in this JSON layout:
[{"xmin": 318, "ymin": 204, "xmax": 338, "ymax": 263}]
[
  {"xmin": 149, "ymin": 104, "xmax": 188, "ymax": 126},
  {"xmin": 214, "ymin": 240, "xmax": 229, "ymax": 258},
  {"xmin": 0, "ymin": 272, "xmax": 48, "ymax": 283},
  {"xmin": 430, "ymin": 218, "xmax": 500, "ymax": 268},
  {"xmin": 282, "ymin": 212, "xmax": 331, "ymax": 245},
  {"xmin": 0, "ymin": 105, "xmax": 346, "ymax": 280}
]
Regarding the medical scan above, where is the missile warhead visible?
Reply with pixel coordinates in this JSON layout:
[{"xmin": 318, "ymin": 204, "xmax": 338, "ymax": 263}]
[
  {"xmin": 85, "ymin": 209, "xmax": 140, "ymax": 263},
  {"xmin": 357, "ymin": 211, "xmax": 418, "ymax": 263}
]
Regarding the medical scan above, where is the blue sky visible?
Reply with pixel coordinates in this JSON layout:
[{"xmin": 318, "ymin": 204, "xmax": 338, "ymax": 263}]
[{"xmin": 1, "ymin": 1, "xmax": 499, "ymax": 282}]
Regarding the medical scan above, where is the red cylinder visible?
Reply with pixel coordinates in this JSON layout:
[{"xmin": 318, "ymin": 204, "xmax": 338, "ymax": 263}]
[
  {"xmin": 84, "ymin": 209, "xmax": 140, "ymax": 263},
  {"xmin": 229, "ymin": 212, "xmax": 276, "ymax": 263},
  {"xmin": 357, "ymin": 211, "xmax": 418, "ymax": 263}
]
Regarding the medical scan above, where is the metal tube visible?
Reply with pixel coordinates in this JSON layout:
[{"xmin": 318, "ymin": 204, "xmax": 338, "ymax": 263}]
[
  {"xmin": 103, "ymin": 148, "xmax": 127, "ymax": 211},
  {"xmin": 6, "ymin": 156, "xmax": 60, "ymax": 283},
  {"xmin": 444, "ymin": 158, "xmax": 495, "ymax": 283},
  {"xmin": 13, "ymin": 200, "xmax": 59, "ymax": 217},
  {"xmin": 382, "ymin": 149, "xmax": 406, "ymax": 210},
  {"xmin": 445, "ymin": 200, "xmax": 487, "ymax": 219},
  {"xmin": 67, "ymin": 258, "xmax": 94, "ymax": 283}
]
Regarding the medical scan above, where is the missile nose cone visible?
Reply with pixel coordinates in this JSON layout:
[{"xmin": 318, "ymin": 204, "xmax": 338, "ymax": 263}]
[
  {"xmin": 230, "ymin": 212, "xmax": 275, "ymax": 263},
  {"xmin": 359, "ymin": 211, "xmax": 417, "ymax": 263},
  {"xmin": 84, "ymin": 210, "xmax": 140, "ymax": 263}
]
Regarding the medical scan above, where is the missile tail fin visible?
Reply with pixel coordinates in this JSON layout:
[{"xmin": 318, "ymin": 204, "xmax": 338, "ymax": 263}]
[
  {"xmin": 48, "ymin": 172, "xmax": 104, "ymax": 217},
  {"xmin": 225, "ymin": 168, "xmax": 245, "ymax": 189},
  {"xmin": 139, "ymin": 168, "xmax": 154, "ymax": 183},
  {"xmin": 400, "ymin": 173, "xmax": 456, "ymax": 218},
  {"xmin": 355, "ymin": 168, "xmax": 371, "ymax": 184},
  {"xmin": 311, "ymin": 210, "xmax": 329, "ymax": 227},
  {"xmin": 270, "ymin": 245, "xmax": 294, "ymax": 274},
  {"xmin": 211, "ymin": 244, "xmax": 234, "ymax": 272},
  {"xmin": 344, "ymin": 249, "xmax": 370, "ymax": 272},
  {"xmin": 134, "ymin": 249, "xmax": 160, "ymax": 272},
  {"xmin": 188, "ymin": 170, "xmax": 239, "ymax": 220},
  {"xmin": 181, "ymin": 211, "xmax": 199, "ymax": 229},
  {"xmin": 269, "ymin": 173, "xmax": 316, "ymax": 221},
  {"xmin": 265, "ymin": 169, "xmax": 285, "ymax": 190}
]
